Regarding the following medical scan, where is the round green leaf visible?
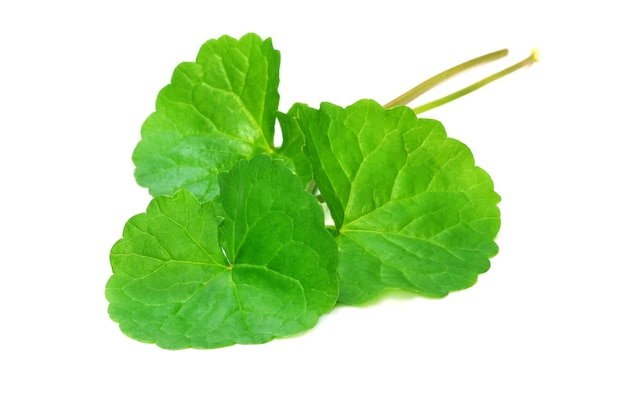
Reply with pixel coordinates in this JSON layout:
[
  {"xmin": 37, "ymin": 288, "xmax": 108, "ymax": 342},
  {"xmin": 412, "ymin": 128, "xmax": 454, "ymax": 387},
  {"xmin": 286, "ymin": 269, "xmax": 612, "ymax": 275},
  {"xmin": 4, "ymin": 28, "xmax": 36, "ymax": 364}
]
[
  {"xmin": 132, "ymin": 33, "xmax": 280, "ymax": 203},
  {"xmin": 295, "ymin": 99, "xmax": 500, "ymax": 304},
  {"xmin": 106, "ymin": 156, "xmax": 339, "ymax": 349}
]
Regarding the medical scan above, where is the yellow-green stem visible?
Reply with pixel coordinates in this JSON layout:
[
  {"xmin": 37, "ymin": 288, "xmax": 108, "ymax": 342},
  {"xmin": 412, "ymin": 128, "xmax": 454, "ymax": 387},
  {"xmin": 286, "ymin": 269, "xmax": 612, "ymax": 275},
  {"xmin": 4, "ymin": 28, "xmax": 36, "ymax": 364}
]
[
  {"xmin": 384, "ymin": 49, "xmax": 509, "ymax": 109},
  {"xmin": 412, "ymin": 49, "xmax": 539, "ymax": 115}
]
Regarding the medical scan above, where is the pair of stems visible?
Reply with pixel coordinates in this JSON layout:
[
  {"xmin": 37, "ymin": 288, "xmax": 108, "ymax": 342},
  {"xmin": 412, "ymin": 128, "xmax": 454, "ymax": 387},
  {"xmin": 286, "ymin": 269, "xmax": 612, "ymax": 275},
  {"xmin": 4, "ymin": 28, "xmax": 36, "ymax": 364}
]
[{"xmin": 385, "ymin": 48, "xmax": 539, "ymax": 113}]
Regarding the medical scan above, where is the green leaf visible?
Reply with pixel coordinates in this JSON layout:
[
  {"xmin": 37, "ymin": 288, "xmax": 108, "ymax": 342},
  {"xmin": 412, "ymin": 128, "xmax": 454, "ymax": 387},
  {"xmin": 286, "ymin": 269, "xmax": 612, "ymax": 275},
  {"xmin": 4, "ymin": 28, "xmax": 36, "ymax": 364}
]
[
  {"xmin": 132, "ymin": 33, "xmax": 281, "ymax": 203},
  {"xmin": 276, "ymin": 108, "xmax": 313, "ymax": 188},
  {"xmin": 294, "ymin": 99, "xmax": 501, "ymax": 304},
  {"xmin": 106, "ymin": 155, "xmax": 339, "ymax": 349}
]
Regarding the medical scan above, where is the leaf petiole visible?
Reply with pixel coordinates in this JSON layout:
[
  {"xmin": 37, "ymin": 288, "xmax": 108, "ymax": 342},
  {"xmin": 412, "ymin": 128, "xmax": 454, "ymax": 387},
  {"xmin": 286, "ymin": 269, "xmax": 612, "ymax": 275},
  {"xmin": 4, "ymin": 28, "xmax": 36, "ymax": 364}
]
[
  {"xmin": 411, "ymin": 49, "xmax": 540, "ymax": 115},
  {"xmin": 384, "ymin": 48, "xmax": 509, "ymax": 109},
  {"xmin": 305, "ymin": 179, "xmax": 318, "ymax": 194}
]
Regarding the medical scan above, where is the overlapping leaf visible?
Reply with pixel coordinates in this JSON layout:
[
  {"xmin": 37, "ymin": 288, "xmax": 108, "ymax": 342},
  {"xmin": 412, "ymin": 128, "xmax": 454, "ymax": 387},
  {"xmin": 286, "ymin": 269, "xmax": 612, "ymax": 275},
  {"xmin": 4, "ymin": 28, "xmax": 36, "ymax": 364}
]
[
  {"xmin": 132, "ymin": 33, "xmax": 281, "ymax": 203},
  {"xmin": 293, "ymin": 100, "xmax": 501, "ymax": 304},
  {"xmin": 106, "ymin": 155, "xmax": 338, "ymax": 349},
  {"xmin": 109, "ymin": 33, "xmax": 505, "ymax": 349}
]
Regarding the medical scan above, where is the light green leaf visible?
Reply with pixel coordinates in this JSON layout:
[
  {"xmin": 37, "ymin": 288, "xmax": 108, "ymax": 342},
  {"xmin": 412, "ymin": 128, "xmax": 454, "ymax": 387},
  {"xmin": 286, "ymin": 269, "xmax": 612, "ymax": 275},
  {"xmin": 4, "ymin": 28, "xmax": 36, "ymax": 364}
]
[
  {"xmin": 106, "ymin": 155, "xmax": 339, "ymax": 349},
  {"xmin": 294, "ymin": 99, "xmax": 500, "ymax": 304},
  {"xmin": 132, "ymin": 33, "xmax": 280, "ymax": 203}
]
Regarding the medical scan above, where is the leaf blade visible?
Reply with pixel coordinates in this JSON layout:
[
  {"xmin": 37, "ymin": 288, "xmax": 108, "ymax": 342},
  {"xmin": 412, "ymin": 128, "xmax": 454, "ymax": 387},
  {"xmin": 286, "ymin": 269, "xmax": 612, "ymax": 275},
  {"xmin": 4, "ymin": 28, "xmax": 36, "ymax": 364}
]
[
  {"xmin": 296, "ymin": 99, "xmax": 500, "ymax": 304},
  {"xmin": 132, "ymin": 33, "xmax": 280, "ymax": 203},
  {"xmin": 107, "ymin": 156, "xmax": 338, "ymax": 349}
]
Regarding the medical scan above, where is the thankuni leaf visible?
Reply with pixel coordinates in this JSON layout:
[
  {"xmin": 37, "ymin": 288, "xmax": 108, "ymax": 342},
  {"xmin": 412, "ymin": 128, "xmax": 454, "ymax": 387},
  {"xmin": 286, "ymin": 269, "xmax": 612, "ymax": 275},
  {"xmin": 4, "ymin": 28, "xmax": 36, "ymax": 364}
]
[
  {"xmin": 294, "ymin": 99, "xmax": 501, "ymax": 304},
  {"xmin": 132, "ymin": 33, "xmax": 281, "ymax": 203},
  {"xmin": 106, "ymin": 155, "xmax": 338, "ymax": 349}
]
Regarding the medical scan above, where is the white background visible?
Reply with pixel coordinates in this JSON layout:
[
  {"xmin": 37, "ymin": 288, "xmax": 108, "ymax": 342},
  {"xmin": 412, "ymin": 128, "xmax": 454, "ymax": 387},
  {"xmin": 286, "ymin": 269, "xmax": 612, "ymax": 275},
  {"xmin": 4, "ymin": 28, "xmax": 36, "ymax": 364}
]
[{"xmin": 2, "ymin": 1, "xmax": 624, "ymax": 391}]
